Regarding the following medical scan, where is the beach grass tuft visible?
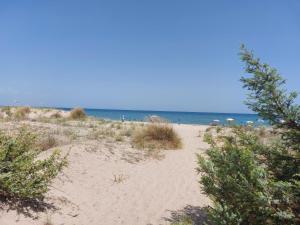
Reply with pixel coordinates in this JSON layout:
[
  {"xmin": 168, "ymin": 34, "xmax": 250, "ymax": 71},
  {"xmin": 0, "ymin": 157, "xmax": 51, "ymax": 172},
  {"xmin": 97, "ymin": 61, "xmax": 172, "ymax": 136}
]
[
  {"xmin": 69, "ymin": 108, "xmax": 86, "ymax": 120},
  {"xmin": 14, "ymin": 106, "xmax": 31, "ymax": 119},
  {"xmin": 132, "ymin": 123, "xmax": 182, "ymax": 150}
]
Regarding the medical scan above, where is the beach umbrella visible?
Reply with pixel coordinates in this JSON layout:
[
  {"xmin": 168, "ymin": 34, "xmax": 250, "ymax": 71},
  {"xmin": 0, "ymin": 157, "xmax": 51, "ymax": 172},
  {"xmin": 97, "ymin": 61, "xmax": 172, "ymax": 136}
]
[
  {"xmin": 226, "ymin": 118, "xmax": 235, "ymax": 125},
  {"xmin": 210, "ymin": 119, "xmax": 220, "ymax": 126},
  {"xmin": 246, "ymin": 121, "xmax": 254, "ymax": 126}
]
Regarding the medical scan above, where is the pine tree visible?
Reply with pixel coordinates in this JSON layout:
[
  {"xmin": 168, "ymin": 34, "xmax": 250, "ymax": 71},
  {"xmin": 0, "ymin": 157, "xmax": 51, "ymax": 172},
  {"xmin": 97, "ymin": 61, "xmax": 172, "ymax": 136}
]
[{"xmin": 198, "ymin": 45, "xmax": 300, "ymax": 224}]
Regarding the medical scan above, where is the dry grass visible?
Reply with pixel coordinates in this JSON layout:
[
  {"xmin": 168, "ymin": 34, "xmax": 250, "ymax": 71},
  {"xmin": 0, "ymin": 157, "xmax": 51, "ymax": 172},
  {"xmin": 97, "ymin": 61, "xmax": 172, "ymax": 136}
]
[
  {"xmin": 132, "ymin": 123, "xmax": 182, "ymax": 150},
  {"xmin": 51, "ymin": 112, "xmax": 62, "ymax": 119},
  {"xmin": 115, "ymin": 135, "xmax": 124, "ymax": 142},
  {"xmin": 88, "ymin": 127, "xmax": 116, "ymax": 140},
  {"xmin": 44, "ymin": 216, "xmax": 53, "ymax": 225},
  {"xmin": 37, "ymin": 133, "xmax": 59, "ymax": 151},
  {"xmin": 1, "ymin": 106, "xmax": 12, "ymax": 117},
  {"xmin": 69, "ymin": 108, "xmax": 86, "ymax": 120},
  {"xmin": 14, "ymin": 106, "xmax": 31, "ymax": 119},
  {"xmin": 112, "ymin": 174, "xmax": 127, "ymax": 184}
]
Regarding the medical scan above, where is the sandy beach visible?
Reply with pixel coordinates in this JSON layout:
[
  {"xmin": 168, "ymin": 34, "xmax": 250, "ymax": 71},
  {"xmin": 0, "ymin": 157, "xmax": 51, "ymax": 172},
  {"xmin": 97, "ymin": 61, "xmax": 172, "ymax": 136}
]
[{"xmin": 0, "ymin": 108, "xmax": 211, "ymax": 225}]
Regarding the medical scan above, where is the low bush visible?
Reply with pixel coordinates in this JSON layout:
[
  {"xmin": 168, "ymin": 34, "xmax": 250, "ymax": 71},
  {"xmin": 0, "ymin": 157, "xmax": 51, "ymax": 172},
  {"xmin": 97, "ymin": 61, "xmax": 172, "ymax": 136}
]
[
  {"xmin": 0, "ymin": 127, "xmax": 67, "ymax": 199},
  {"xmin": 38, "ymin": 134, "xmax": 59, "ymax": 151},
  {"xmin": 69, "ymin": 108, "xmax": 86, "ymax": 120},
  {"xmin": 14, "ymin": 107, "xmax": 31, "ymax": 119},
  {"xmin": 132, "ymin": 123, "xmax": 182, "ymax": 150}
]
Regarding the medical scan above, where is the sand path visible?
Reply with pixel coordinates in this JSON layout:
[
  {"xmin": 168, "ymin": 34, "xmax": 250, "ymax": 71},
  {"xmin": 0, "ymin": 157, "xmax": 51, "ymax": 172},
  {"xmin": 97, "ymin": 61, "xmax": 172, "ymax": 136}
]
[{"xmin": 0, "ymin": 124, "xmax": 210, "ymax": 225}]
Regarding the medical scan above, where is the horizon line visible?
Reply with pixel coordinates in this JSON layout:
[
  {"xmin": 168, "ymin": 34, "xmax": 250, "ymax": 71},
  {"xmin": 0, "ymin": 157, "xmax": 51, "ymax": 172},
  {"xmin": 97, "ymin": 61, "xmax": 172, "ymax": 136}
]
[{"xmin": 1, "ymin": 104, "xmax": 256, "ymax": 115}]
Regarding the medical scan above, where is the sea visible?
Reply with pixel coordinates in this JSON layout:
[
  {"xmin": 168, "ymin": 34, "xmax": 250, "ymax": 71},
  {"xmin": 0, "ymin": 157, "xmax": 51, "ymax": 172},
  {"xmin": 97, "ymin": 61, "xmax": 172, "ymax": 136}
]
[{"xmin": 60, "ymin": 108, "xmax": 264, "ymax": 126}]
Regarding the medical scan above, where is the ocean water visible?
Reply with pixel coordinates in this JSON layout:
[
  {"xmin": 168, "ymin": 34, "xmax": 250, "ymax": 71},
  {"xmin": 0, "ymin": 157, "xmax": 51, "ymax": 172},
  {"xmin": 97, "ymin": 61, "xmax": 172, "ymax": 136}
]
[{"xmin": 61, "ymin": 108, "xmax": 264, "ymax": 126}]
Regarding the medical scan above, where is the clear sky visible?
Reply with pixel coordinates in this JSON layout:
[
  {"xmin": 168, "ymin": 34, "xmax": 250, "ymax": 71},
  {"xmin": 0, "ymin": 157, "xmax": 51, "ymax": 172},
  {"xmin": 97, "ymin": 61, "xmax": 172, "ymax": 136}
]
[{"xmin": 0, "ymin": 0, "xmax": 299, "ymax": 113}]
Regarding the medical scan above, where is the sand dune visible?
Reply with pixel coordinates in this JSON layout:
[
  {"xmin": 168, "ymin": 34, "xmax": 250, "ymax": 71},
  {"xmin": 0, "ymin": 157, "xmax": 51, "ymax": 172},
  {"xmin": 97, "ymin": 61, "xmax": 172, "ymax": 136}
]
[{"xmin": 0, "ymin": 112, "xmax": 211, "ymax": 225}]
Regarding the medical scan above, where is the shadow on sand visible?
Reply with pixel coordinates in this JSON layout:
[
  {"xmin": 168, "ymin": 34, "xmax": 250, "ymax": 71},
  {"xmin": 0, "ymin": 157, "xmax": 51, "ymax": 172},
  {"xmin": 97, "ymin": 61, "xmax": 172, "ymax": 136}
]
[
  {"xmin": 163, "ymin": 205, "xmax": 209, "ymax": 225},
  {"xmin": 0, "ymin": 195, "xmax": 56, "ymax": 219}
]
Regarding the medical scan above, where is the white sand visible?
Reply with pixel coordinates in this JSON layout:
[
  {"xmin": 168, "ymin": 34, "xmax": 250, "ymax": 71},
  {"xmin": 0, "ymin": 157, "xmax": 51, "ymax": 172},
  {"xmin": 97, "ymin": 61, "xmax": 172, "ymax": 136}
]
[{"xmin": 0, "ymin": 118, "xmax": 211, "ymax": 225}]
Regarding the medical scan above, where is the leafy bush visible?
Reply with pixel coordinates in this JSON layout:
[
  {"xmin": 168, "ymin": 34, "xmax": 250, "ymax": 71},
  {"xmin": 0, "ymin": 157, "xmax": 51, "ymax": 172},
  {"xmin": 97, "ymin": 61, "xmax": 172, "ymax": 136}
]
[
  {"xmin": 69, "ymin": 108, "xmax": 86, "ymax": 120},
  {"xmin": 0, "ymin": 127, "xmax": 67, "ymax": 199},
  {"xmin": 197, "ymin": 46, "xmax": 300, "ymax": 225},
  {"xmin": 132, "ymin": 123, "xmax": 182, "ymax": 150}
]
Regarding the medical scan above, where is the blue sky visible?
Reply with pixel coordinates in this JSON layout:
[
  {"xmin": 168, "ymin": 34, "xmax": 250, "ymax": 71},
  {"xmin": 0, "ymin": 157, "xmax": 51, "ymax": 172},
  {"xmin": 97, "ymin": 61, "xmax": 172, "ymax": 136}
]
[{"xmin": 0, "ymin": 0, "xmax": 299, "ymax": 113}]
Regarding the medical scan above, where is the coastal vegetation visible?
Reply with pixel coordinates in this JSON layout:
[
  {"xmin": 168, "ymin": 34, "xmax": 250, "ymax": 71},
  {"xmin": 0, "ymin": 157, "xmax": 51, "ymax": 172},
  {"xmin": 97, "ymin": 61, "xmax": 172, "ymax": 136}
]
[
  {"xmin": 14, "ymin": 106, "xmax": 31, "ymax": 119},
  {"xmin": 1, "ymin": 47, "xmax": 298, "ymax": 224},
  {"xmin": 197, "ymin": 46, "xmax": 300, "ymax": 225},
  {"xmin": 0, "ymin": 127, "xmax": 67, "ymax": 199},
  {"xmin": 132, "ymin": 122, "xmax": 182, "ymax": 150},
  {"xmin": 69, "ymin": 107, "xmax": 86, "ymax": 120}
]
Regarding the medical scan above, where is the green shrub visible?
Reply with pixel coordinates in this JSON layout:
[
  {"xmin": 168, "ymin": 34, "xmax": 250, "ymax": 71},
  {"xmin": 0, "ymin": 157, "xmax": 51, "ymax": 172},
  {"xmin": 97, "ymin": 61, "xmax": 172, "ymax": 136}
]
[
  {"xmin": 197, "ymin": 46, "xmax": 300, "ymax": 225},
  {"xmin": 69, "ymin": 108, "xmax": 86, "ymax": 120},
  {"xmin": 0, "ymin": 127, "xmax": 67, "ymax": 199},
  {"xmin": 171, "ymin": 216, "xmax": 194, "ymax": 225}
]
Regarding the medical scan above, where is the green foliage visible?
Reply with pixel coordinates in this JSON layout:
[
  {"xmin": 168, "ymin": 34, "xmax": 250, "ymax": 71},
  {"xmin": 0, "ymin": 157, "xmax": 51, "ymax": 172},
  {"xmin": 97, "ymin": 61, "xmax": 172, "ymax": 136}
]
[
  {"xmin": 171, "ymin": 216, "xmax": 194, "ymax": 225},
  {"xmin": 0, "ymin": 127, "xmax": 67, "ymax": 199},
  {"xmin": 198, "ymin": 46, "xmax": 300, "ymax": 225}
]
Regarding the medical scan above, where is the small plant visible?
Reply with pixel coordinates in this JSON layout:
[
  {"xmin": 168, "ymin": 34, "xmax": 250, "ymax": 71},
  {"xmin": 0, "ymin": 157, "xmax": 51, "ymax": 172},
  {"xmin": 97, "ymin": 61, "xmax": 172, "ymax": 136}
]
[
  {"xmin": 132, "ymin": 123, "xmax": 182, "ymax": 150},
  {"xmin": 0, "ymin": 127, "xmax": 67, "ymax": 199},
  {"xmin": 120, "ymin": 128, "xmax": 133, "ymax": 137},
  {"xmin": 1, "ymin": 106, "xmax": 12, "ymax": 117},
  {"xmin": 88, "ymin": 127, "xmax": 115, "ymax": 140},
  {"xmin": 115, "ymin": 135, "xmax": 124, "ymax": 142},
  {"xmin": 14, "ymin": 106, "xmax": 31, "ymax": 119},
  {"xmin": 203, "ymin": 132, "xmax": 213, "ymax": 144},
  {"xmin": 51, "ymin": 112, "xmax": 62, "ymax": 119},
  {"xmin": 115, "ymin": 123, "xmax": 122, "ymax": 129},
  {"xmin": 171, "ymin": 216, "xmax": 193, "ymax": 225},
  {"xmin": 63, "ymin": 129, "xmax": 78, "ymax": 140},
  {"xmin": 112, "ymin": 174, "xmax": 126, "ymax": 184},
  {"xmin": 38, "ymin": 134, "xmax": 59, "ymax": 151},
  {"xmin": 44, "ymin": 215, "xmax": 54, "ymax": 225},
  {"xmin": 69, "ymin": 108, "xmax": 86, "ymax": 120}
]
